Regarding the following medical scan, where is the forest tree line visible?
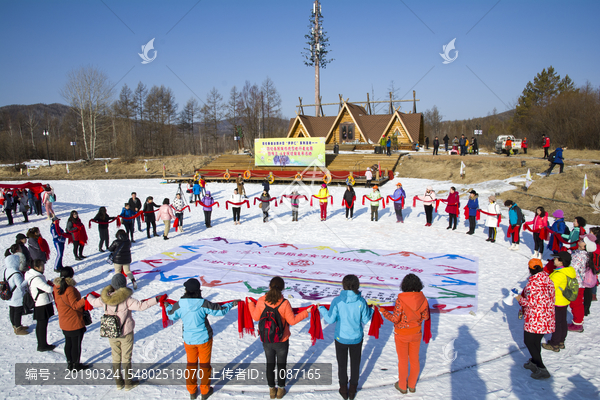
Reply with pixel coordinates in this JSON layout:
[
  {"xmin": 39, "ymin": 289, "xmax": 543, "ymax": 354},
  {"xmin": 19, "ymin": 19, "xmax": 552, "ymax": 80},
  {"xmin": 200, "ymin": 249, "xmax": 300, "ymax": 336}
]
[
  {"xmin": 0, "ymin": 66, "xmax": 288, "ymax": 163},
  {"xmin": 423, "ymin": 66, "xmax": 600, "ymax": 151}
]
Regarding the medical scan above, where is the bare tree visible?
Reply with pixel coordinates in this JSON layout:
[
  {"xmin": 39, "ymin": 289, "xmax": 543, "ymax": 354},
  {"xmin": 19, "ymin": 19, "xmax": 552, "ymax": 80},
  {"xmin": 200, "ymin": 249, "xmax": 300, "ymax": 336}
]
[
  {"xmin": 25, "ymin": 110, "xmax": 38, "ymax": 154},
  {"xmin": 60, "ymin": 65, "xmax": 114, "ymax": 160}
]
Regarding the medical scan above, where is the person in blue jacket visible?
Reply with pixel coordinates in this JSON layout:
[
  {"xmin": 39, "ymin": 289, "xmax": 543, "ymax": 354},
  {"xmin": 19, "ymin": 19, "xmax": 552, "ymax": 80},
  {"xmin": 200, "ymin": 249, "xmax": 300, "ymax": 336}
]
[
  {"xmin": 193, "ymin": 181, "xmax": 201, "ymax": 202},
  {"xmin": 392, "ymin": 183, "xmax": 406, "ymax": 223},
  {"xmin": 167, "ymin": 278, "xmax": 238, "ymax": 400},
  {"xmin": 3, "ymin": 254, "xmax": 30, "ymax": 336},
  {"xmin": 50, "ymin": 216, "xmax": 67, "ymax": 272},
  {"xmin": 120, "ymin": 203, "xmax": 136, "ymax": 243},
  {"xmin": 545, "ymin": 147, "xmax": 565, "ymax": 175},
  {"xmin": 319, "ymin": 275, "xmax": 373, "ymax": 400},
  {"xmin": 547, "ymin": 209, "xmax": 568, "ymax": 252},
  {"xmin": 466, "ymin": 190, "xmax": 479, "ymax": 235},
  {"xmin": 504, "ymin": 200, "xmax": 524, "ymax": 250}
]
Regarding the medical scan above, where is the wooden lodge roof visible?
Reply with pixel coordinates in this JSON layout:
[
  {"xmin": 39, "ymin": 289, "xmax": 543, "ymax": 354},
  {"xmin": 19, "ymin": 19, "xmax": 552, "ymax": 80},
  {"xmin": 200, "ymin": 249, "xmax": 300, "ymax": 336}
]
[{"xmin": 287, "ymin": 102, "xmax": 423, "ymax": 144}]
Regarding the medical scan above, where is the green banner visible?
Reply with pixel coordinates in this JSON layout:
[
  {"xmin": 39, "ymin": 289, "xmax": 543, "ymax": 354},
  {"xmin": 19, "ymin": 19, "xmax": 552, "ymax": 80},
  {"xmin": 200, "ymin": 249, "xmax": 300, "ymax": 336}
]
[{"xmin": 254, "ymin": 138, "xmax": 325, "ymax": 167}]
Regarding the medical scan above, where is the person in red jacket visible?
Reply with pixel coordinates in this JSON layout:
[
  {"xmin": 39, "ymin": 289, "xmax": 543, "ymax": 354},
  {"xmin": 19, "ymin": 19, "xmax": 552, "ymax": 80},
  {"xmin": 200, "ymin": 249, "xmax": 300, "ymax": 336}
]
[
  {"xmin": 517, "ymin": 259, "xmax": 555, "ymax": 379},
  {"xmin": 444, "ymin": 187, "xmax": 460, "ymax": 230},
  {"xmin": 542, "ymin": 135, "xmax": 550, "ymax": 159},
  {"xmin": 521, "ymin": 137, "xmax": 528, "ymax": 154}
]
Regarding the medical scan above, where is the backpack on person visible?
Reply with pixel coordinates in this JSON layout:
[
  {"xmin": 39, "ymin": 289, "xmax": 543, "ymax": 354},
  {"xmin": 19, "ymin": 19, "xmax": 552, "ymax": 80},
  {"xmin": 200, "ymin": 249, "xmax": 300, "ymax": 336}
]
[
  {"xmin": 583, "ymin": 267, "xmax": 598, "ymax": 288},
  {"xmin": 0, "ymin": 271, "xmax": 19, "ymax": 301},
  {"xmin": 558, "ymin": 271, "xmax": 580, "ymax": 302},
  {"xmin": 258, "ymin": 301, "xmax": 286, "ymax": 343},
  {"xmin": 100, "ymin": 303, "xmax": 124, "ymax": 338},
  {"xmin": 22, "ymin": 276, "xmax": 42, "ymax": 315},
  {"xmin": 548, "ymin": 151, "xmax": 557, "ymax": 163},
  {"xmin": 514, "ymin": 206, "xmax": 525, "ymax": 226},
  {"xmin": 48, "ymin": 194, "xmax": 55, "ymax": 203}
]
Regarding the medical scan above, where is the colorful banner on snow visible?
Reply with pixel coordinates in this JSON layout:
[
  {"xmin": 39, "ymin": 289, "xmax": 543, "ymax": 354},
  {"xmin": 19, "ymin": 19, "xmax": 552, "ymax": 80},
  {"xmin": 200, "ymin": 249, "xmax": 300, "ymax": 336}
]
[
  {"xmin": 254, "ymin": 138, "xmax": 325, "ymax": 167},
  {"xmin": 132, "ymin": 237, "xmax": 479, "ymax": 314}
]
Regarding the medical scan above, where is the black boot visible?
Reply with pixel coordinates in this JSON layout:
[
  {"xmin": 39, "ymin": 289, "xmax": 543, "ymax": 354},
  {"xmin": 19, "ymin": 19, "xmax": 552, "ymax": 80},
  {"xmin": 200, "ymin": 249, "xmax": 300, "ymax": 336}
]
[
  {"xmin": 348, "ymin": 384, "xmax": 357, "ymax": 400},
  {"xmin": 339, "ymin": 385, "xmax": 349, "ymax": 400}
]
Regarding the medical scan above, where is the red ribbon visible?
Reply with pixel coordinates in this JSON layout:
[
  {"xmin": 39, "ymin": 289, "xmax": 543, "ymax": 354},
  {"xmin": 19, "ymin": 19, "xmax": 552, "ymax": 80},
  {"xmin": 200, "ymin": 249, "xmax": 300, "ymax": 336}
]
[
  {"xmin": 117, "ymin": 210, "xmax": 145, "ymax": 226},
  {"xmin": 478, "ymin": 210, "xmax": 502, "ymax": 227},
  {"xmin": 280, "ymin": 195, "xmax": 308, "ymax": 205},
  {"xmin": 225, "ymin": 200, "xmax": 249, "ymax": 210},
  {"xmin": 362, "ymin": 195, "xmax": 386, "ymax": 209},
  {"xmin": 253, "ymin": 197, "xmax": 278, "ymax": 207},
  {"xmin": 523, "ymin": 223, "xmax": 549, "ymax": 241},
  {"xmin": 342, "ymin": 196, "xmax": 357, "ymax": 209},
  {"xmin": 171, "ymin": 205, "xmax": 191, "ymax": 213},
  {"xmin": 374, "ymin": 305, "xmax": 431, "ymax": 343},
  {"xmin": 310, "ymin": 195, "xmax": 333, "ymax": 207},
  {"xmin": 545, "ymin": 227, "xmax": 579, "ymax": 249},
  {"xmin": 195, "ymin": 200, "xmax": 220, "ymax": 208},
  {"xmin": 88, "ymin": 217, "xmax": 119, "ymax": 229},
  {"xmin": 386, "ymin": 195, "xmax": 405, "ymax": 210},
  {"xmin": 463, "ymin": 206, "xmax": 480, "ymax": 221}
]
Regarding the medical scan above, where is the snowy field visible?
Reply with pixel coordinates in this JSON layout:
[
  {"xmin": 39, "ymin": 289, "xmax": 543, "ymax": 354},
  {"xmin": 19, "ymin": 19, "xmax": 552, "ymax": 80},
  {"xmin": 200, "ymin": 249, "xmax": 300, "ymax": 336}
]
[{"xmin": 1, "ymin": 177, "xmax": 599, "ymax": 400}]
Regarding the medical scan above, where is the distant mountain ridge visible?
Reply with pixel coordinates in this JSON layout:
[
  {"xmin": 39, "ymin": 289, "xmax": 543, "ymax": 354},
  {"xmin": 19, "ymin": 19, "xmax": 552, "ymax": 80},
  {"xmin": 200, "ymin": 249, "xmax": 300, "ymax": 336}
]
[{"xmin": 0, "ymin": 103, "xmax": 72, "ymax": 121}]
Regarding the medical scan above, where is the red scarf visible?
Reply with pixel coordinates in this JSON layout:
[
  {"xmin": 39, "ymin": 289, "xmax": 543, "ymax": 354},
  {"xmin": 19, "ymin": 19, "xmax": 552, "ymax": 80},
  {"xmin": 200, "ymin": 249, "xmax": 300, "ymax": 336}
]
[
  {"xmin": 195, "ymin": 200, "xmax": 220, "ymax": 208},
  {"xmin": 38, "ymin": 236, "xmax": 51, "ymax": 261},
  {"xmin": 225, "ymin": 200, "xmax": 249, "ymax": 210},
  {"xmin": 362, "ymin": 195, "xmax": 386, "ymax": 209},
  {"xmin": 342, "ymin": 196, "xmax": 357, "ymax": 209},
  {"xmin": 478, "ymin": 209, "xmax": 502, "ymax": 227},
  {"xmin": 310, "ymin": 195, "xmax": 333, "ymax": 207},
  {"xmin": 88, "ymin": 217, "xmax": 119, "ymax": 229},
  {"xmin": 463, "ymin": 206, "xmax": 480, "ymax": 220},
  {"xmin": 386, "ymin": 195, "xmax": 405, "ymax": 210},
  {"xmin": 253, "ymin": 197, "xmax": 278, "ymax": 207}
]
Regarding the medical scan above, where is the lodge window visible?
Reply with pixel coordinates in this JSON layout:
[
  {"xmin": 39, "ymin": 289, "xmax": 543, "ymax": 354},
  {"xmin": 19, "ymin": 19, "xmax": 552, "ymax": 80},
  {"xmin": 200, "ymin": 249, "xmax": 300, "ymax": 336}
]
[{"xmin": 340, "ymin": 123, "xmax": 354, "ymax": 141}]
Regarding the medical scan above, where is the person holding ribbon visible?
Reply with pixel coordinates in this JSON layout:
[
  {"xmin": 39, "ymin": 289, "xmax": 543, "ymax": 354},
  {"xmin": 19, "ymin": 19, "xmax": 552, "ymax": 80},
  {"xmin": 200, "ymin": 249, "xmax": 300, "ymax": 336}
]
[
  {"xmin": 66, "ymin": 210, "xmax": 88, "ymax": 261},
  {"xmin": 524, "ymin": 207, "xmax": 548, "ymax": 259},
  {"xmin": 391, "ymin": 183, "xmax": 406, "ymax": 223},
  {"xmin": 380, "ymin": 273, "xmax": 430, "ymax": 394},
  {"xmin": 319, "ymin": 275, "xmax": 373, "ymax": 400},
  {"xmin": 343, "ymin": 185, "xmax": 356, "ymax": 221},
  {"xmin": 229, "ymin": 189, "xmax": 242, "ymax": 226},
  {"xmin": 504, "ymin": 200, "xmax": 524, "ymax": 250},
  {"xmin": 317, "ymin": 184, "xmax": 330, "ymax": 221},
  {"xmin": 485, "ymin": 195, "xmax": 501, "ymax": 243},
  {"xmin": 173, "ymin": 192, "xmax": 186, "ymax": 233},
  {"xmin": 547, "ymin": 210, "xmax": 567, "ymax": 252},
  {"xmin": 367, "ymin": 185, "xmax": 382, "ymax": 222},
  {"xmin": 568, "ymin": 233, "xmax": 597, "ymax": 333},
  {"xmin": 143, "ymin": 196, "xmax": 160, "ymax": 239},
  {"xmin": 92, "ymin": 207, "xmax": 112, "ymax": 252},
  {"xmin": 444, "ymin": 186, "xmax": 460, "ymax": 230},
  {"xmin": 416, "ymin": 186, "xmax": 436, "ymax": 227},
  {"xmin": 166, "ymin": 278, "xmax": 237, "ymax": 400},
  {"xmin": 119, "ymin": 203, "xmax": 136, "ymax": 243},
  {"xmin": 87, "ymin": 274, "xmax": 161, "ymax": 391},
  {"xmin": 157, "ymin": 198, "xmax": 175, "ymax": 240},
  {"xmin": 108, "ymin": 229, "xmax": 136, "ymax": 290},
  {"xmin": 466, "ymin": 190, "xmax": 479, "ymax": 235},
  {"xmin": 259, "ymin": 190, "xmax": 271, "ymax": 223}
]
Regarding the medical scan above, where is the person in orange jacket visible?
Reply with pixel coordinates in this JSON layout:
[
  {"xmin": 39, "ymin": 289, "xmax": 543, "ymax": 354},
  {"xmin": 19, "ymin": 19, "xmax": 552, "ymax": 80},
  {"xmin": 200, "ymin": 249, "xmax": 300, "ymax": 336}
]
[
  {"xmin": 380, "ymin": 274, "xmax": 430, "ymax": 394},
  {"xmin": 249, "ymin": 277, "xmax": 310, "ymax": 399}
]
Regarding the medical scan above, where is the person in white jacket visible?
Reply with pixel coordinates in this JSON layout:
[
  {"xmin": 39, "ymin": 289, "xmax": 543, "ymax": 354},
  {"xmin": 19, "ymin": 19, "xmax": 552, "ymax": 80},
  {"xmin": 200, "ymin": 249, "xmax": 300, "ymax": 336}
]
[
  {"xmin": 24, "ymin": 259, "xmax": 56, "ymax": 351},
  {"xmin": 230, "ymin": 189, "xmax": 244, "ymax": 225},
  {"xmin": 172, "ymin": 193, "xmax": 186, "ymax": 233},
  {"xmin": 485, "ymin": 195, "xmax": 501, "ymax": 243},
  {"xmin": 365, "ymin": 168, "xmax": 373, "ymax": 188},
  {"xmin": 418, "ymin": 186, "xmax": 437, "ymax": 226},
  {"xmin": 3, "ymin": 254, "xmax": 29, "ymax": 335}
]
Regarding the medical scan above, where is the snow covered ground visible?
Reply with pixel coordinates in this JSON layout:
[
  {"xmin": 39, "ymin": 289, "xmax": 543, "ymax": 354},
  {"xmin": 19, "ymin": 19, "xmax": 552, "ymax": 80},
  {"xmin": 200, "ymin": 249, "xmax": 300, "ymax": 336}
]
[{"xmin": 1, "ymin": 177, "xmax": 599, "ymax": 399}]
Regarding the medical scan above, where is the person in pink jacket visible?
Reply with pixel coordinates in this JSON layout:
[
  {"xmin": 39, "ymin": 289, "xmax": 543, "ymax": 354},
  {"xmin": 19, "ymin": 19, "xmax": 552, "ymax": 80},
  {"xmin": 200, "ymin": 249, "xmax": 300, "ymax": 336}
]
[
  {"xmin": 524, "ymin": 207, "xmax": 549, "ymax": 259},
  {"xmin": 444, "ymin": 186, "xmax": 460, "ymax": 230},
  {"xmin": 87, "ymin": 274, "xmax": 162, "ymax": 390},
  {"xmin": 416, "ymin": 186, "xmax": 436, "ymax": 227},
  {"xmin": 157, "ymin": 198, "xmax": 175, "ymax": 240}
]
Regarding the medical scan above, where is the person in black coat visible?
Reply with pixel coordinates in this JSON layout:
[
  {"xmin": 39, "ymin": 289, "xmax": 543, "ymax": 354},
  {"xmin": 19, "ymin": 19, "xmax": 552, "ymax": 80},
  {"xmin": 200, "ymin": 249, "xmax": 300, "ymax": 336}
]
[
  {"xmin": 108, "ymin": 229, "xmax": 136, "ymax": 289},
  {"xmin": 343, "ymin": 185, "xmax": 356, "ymax": 220},
  {"xmin": 92, "ymin": 207, "xmax": 111, "ymax": 252},
  {"xmin": 128, "ymin": 192, "xmax": 142, "ymax": 232},
  {"xmin": 262, "ymin": 178, "xmax": 270, "ymax": 195},
  {"xmin": 425, "ymin": 137, "xmax": 430, "ymax": 149},
  {"xmin": 4, "ymin": 192, "xmax": 14, "ymax": 225},
  {"xmin": 16, "ymin": 233, "xmax": 32, "ymax": 267},
  {"xmin": 443, "ymin": 134, "xmax": 449, "ymax": 151},
  {"xmin": 143, "ymin": 197, "xmax": 160, "ymax": 239},
  {"xmin": 459, "ymin": 135, "xmax": 467, "ymax": 156},
  {"xmin": 433, "ymin": 136, "xmax": 440, "ymax": 156}
]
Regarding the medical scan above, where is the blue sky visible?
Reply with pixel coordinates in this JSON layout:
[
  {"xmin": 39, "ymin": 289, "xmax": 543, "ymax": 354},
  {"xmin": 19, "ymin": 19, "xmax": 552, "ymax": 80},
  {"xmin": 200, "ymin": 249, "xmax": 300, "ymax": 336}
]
[{"xmin": 1, "ymin": 0, "xmax": 598, "ymax": 121}]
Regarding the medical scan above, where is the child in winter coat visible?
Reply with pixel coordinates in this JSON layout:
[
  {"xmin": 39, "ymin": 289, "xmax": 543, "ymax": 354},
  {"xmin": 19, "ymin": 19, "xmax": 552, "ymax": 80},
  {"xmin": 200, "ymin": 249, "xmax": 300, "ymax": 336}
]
[
  {"xmin": 543, "ymin": 251, "xmax": 575, "ymax": 352},
  {"xmin": 259, "ymin": 190, "xmax": 271, "ymax": 223},
  {"xmin": 50, "ymin": 216, "xmax": 67, "ymax": 272},
  {"xmin": 562, "ymin": 217, "xmax": 586, "ymax": 249},
  {"xmin": 416, "ymin": 186, "xmax": 436, "ymax": 226},
  {"xmin": 143, "ymin": 197, "xmax": 160, "ymax": 238},
  {"xmin": 193, "ymin": 181, "xmax": 201, "ymax": 202},
  {"xmin": 317, "ymin": 184, "xmax": 330, "ymax": 221},
  {"xmin": 444, "ymin": 187, "xmax": 460, "ymax": 230},
  {"xmin": 120, "ymin": 203, "xmax": 136, "ymax": 243},
  {"xmin": 319, "ymin": 275, "xmax": 373, "ymax": 400},
  {"xmin": 199, "ymin": 176, "xmax": 207, "ymax": 197},
  {"xmin": 516, "ymin": 259, "xmax": 555, "ymax": 380},
  {"xmin": 228, "ymin": 189, "xmax": 242, "ymax": 225},
  {"xmin": 53, "ymin": 267, "xmax": 88, "ymax": 371},
  {"xmin": 249, "ymin": 277, "xmax": 309, "ymax": 399},
  {"xmin": 504, "ymin": 200, "xmax": 524, "ymax": 250},
  {"xmin": 485, "ymin": 195, "xmax": 501, "ymax": 242},
  {"xmin": 567, "ymin": 234, "xmax": 597, "ymax": 332},
  {"xmin": 391, "ymin": 183, "xmax": 406, "ymax": 223},
  {"xmin": 547, "ymin": 210, "xmax": 567, "ymax": 253},
  {"xmin": 167, "ymin": 278, "xmax": 237, "ymax": 399},
  {"xmin": 41, "ymin": 185, "xmax": 56, "ymax": 219},
  {"xmin": 381, "ymin": 274, "xmax": 430, "ymax": 394},
  {"xmin": 88, "ymin": 274, "xmax": 160, "ymax": 390},
  {"xmin": 466, "ymin": 190, "xmax": 479, "ymax": 235},
  {"xmin": 173, "ymin": 193, "xmax": 186, "ymax": 233},
  {"xmin": 343, "ymin": 185, "xmax": 356, "ymax": 221},
  {"xmin": 109, "ymin": 229, "xmax": 136, "ymax": 289},
  {"xmin": 3, "ymin": 254, "xmax": 30, "ymax": 335},
  {"xmin": 290, "ymin": 190, "xmax": 302, "ymax": 222},
  {"xmin": 66, "ymin": 210, "xmax": 88, "ymax": 261},
  {"xmin": 524, "ymin": 207, "xmax": 549, "ymax": 259},
  {"xmin": 24, "ymin": 259, "xmax": 56, "ymax": 351},
  {"xmin": 157, "ymin": 198, "xmax": 175, "ymax": 240},
  {"xmin": 203, "ymin": 191, "xmax": 216, "ymax": 227},
  {"xmin": 365, "ymin": 168, "xmax": 373, "ymax": 187},
  {"xmin": 367, "ymin": 185, "xmax": 382, "ymax": 222},
  {"xmin": 92, "ymin": 206, "xmax": 112, "ymax": 251}
]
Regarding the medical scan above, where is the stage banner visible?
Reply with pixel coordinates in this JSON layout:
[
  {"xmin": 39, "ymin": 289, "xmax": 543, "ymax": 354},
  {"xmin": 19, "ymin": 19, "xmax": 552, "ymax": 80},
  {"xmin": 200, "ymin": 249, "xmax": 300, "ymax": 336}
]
[
  {"xmin": 255, "ymin": 138, "xmax": 325, "ymax": 167},
  {"xmin": 132, "ymin": 237, "xmax": 479, "ymax": 314}
]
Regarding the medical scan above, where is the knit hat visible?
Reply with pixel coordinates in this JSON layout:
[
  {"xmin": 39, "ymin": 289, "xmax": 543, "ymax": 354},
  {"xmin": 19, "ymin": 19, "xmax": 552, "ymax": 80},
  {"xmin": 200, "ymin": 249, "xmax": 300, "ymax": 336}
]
[
  {"xmin": 552, "ymin": 209, "xmax": 564, "ymax": 219},
  {"xmin": 111, "ymin": 274, "xmax": 127, "ymax": 290},
  {"xmin": 16, "ymin": 233, "xmax": 26, "ymax": 241},
  {"xmin": 321, "ymin": 183, "xmax": 326, "ymax": 188},
  {"xmin": 488, "ymin": 195, "xmax": 496, "ymax": 202},
  {"xmin": 184, "ymin": 278, "xmax": 201, "ymax": 293},
  {"xmin": 426, "ymin": 186, "xmax": 433, "ymax": 191},
  {"xmin": 528, "ymin": 258, "xmax": 543, "ymax": 270},
  {"xmin": 582, "ymin": 234, "xmax": 598, "ymax": 252}
]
